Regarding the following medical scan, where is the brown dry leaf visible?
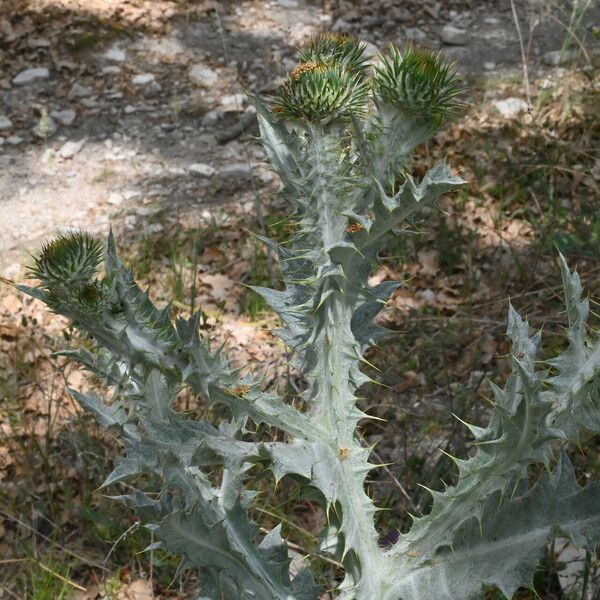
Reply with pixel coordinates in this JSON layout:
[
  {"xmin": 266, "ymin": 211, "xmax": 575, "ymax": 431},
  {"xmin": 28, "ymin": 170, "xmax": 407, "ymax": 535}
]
[
  {"xmin": 417, "ymin": 249, "xmax": 439, "ymax": 277},
  {"xmin": 116, "ymin": 579, "xmax": 154, "ymax": 600}
]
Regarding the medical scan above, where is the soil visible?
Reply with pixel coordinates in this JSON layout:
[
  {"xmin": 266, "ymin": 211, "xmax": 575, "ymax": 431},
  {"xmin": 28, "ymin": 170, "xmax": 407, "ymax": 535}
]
[{"xmin": 1, "ymin": 0, "xmax": 597, "ymax": 278}]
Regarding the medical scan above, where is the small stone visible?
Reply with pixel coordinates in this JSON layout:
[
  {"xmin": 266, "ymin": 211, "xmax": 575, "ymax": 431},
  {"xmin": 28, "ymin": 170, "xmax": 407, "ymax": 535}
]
[
  {"xmin": 7, "ymin": 136, "xmax": 23, "ymax": 145},
  {"xmin": 542, "ymin": 49, "xmax": 578, "ymax": 66},
  {"xmin": 493, "ymin": 97, "xmax": 528, "ymax": 118},
  {"xmin": 189, "ymin": 163, "xmax": 216, "ymax": 178},
  {"xmin": 189, "ymin": 65, "xmax": 218, "ymax": 86},
  {"xmin": 259, "ymin": 171, "xmax": 274, "ymax": 183},
  {"xmin": 107, "ymin": 192, "xmax": 123, "ymax": 205},
  {"xmin": 201, "ymin": 109, "xmax": 224, "ymax": 127},
  {"xmin": 278, "ymin": 0, "xmax": 298, "ymax": 7},
  {"xmin": 441, "ymin": 24, "xmax": 468, "ymax": 46},
  {"xmin": 218, "ymin": 163, "xmax": 254, "ymax": 179},
  {"xmin": 362, "ymin": 42, "xmax": 378, "ymax": 59},
  {"xmin": 102, "ymin": 66, "xmax": 121, "ymax": 75},
  {"xmin": 331, "ymin": 18, "xmax": 350, "ymax": 33},
  {"xmin": 484, "ymin": 62, "xmax": 496, "ymax": 71},
  {"xmin": 124, "ymin": 105, "xmax": 137, "ymax": 114},
  {"xmin": 123, "ymin": 190, "xmax": 141, "ymax": 200},
  {"xmin": 103, "ymin": 45, "xmax": 126, "ymax": 62},
  {"xmin": 0, "ymin": 116, "xmax": 13, "ymax": 130},
  {"xmin": 58, "ymin": 138, "xmax": 86, "ymax": 159},
  {"xmin": 219, "ymin": 93, "xmax": 246, "ymax": 111},
  {"xmin": 69, "ymin": 82, "xmax": 93, "ymax": 97},
  {"xmin": 142, "ymin": 223, "xmax": 164, "ymax": 236},
  {"xmin": 50, "ymin": 109, "xmax": 76, "ymax": 126},
  {"xmin": 132, "ymin": 73, "xmax": 155, "ymax": 86},
  {"xmin": 12, "ymin": 67, "xmax": 50, "ymax": 86},
  {"xmin": 421, "ymin": 289, "xmax": 437, "ymax": 303},
  {"xmin": 404, "ymin": 27, "xmax": 427, "ymax": 41}
]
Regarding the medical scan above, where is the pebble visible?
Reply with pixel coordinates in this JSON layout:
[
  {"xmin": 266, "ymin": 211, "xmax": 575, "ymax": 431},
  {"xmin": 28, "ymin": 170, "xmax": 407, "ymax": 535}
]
[
  {"xmin": 103, "ymin": 45, "xmax": 126, "ymax": 63},
  {"xmin": 58, "ymin": 138, "xmax": 86, "ymax": 159},
  {"xmin": 441, "ymin": 24, "xmax": 468, "ymax": 46},
  {"xmin": 201, "ymin": 109, "xmax": 224, "ymax": 127},
  {"xmin": 493, "ymin": 98, "xmax": 528, "ymax": 118},
  {"xmin": 189, "ymin": 64, "xmax": 218, "ymax": 86},
  {"xmin": 107, "ymin": 192, "xmax": 123, "ymax": 205},
  {"xmin": 124, "ymin": 105, "xmax": 137, "ymax": 114},
  {"xmin": 102, "ymin": 66, "xmax": 122, "ymax": 75},
  {"xmin": 142, "ymin": 223, "xmax": 165, "ymax": 237},
  {"xmin": 0, "ymin": 116, "xmax": 13, "ymax": 130},
  {"xmin": 51, "ymin": 109, "xmax": 76, "ymax": 126},
  {"xmin": 189, "ymin": 163, "xmax": 216, "ymax": 178},
  {"xmin": 362, "ymin": 41, "xmax": 379, "ymax": 59},
  {"xmin": 484, "ymin": 62, "xmax": 496, "ymax": 71},
  {"xmin": 132, "ymin": 73, "xmax": 156, "ymax": 86},
  {"xmin": 278, "ymin": 0, "xmax": 298, "ymax": 7},
  {"xmin": 219, "ymin": 93, "xmax": 246, "ymax": 111},
  {"xmin": 123, "ymin": 190, "xmax": 141, "ymax": 200},
  {"xmin": 542, "ymin": 50, "xmax": 577, "ymax": 67},
  {"xmin": 12, "ymin": 67, "xmax": 50, "ymax": 86},
  {"xmin": 218, "ymin": 163, "xmax": 254, "ymax": 179},
  {"xmin": 7, "ymin": 136, "xmax": 23, "ymax": 145},
  {"xmin": 69, "ymin": 82, "xmax": 93, "ymax": 97},
  {"xmin": 404, "ymin": 27, "xmax": 427, "ymax": 41}
]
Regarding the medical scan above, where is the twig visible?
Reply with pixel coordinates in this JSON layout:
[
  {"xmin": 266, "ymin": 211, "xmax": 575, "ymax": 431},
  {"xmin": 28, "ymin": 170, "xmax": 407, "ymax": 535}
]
[
  {"xmin": 35, "ymin": 560, "xmax": 86, "ymax": 592},
  {"xmin": 545, "ymin": 12, "xmax": 592, "ymax": 65},
  {"xmin": 359, "ymin": 433, "xmax": 420, "ymax": 514},
  {"xmin": 510, "ymin": 0, "xmax": 532, "ymax": 106}
]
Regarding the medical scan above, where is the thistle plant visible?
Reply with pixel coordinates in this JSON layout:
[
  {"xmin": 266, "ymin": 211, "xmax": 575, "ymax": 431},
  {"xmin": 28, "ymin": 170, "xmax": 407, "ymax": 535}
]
[{"xmin": 20, "ymin": 35, "xmax": 600, "ymax": 599}]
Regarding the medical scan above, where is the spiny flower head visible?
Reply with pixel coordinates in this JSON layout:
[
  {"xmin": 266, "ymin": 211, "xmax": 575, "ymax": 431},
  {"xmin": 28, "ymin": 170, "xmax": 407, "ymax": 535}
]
[
  {"xmin": 373, "ymin": 46, "xmax": 464, "ymax": 126},
  {"xmin": 273, "ymin": 63, "xmax": 369, "ymax": 124},
  {"xmin": 31, "ymin": 231, "xmax": 104, "ymax": 289},
  {"xmin": 298, "ymin": 32, "xmax": 369, "ymax": 75}
]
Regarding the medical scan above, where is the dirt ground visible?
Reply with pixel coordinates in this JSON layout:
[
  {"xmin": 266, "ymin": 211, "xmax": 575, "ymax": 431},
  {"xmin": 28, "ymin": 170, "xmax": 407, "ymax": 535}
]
[{"xmin": 2, "ymin": 0, "xmax": 597, "ymax": 277}]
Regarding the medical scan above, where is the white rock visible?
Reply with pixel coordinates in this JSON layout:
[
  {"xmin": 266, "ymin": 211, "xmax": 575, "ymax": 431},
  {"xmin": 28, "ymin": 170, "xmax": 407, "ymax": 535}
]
[
  {"xmin": 405, "ymin": 27, "xmax": 427, "ymax": 41},
  {"xmin": 7, "ymin": 136, "xmax": 23, "ymax": 145},
  {"xmin": 278, "ymin": 0, "xmax": 298, "ymax": 7},
  {"xmin": 0, "ymin": 116, "xmax": 13, "ymax": 130},
  {"xmin": 219, "ymin": 93, "xmax": 246, "ymax": 110},
  {"xmin": 362, "ymin": 41, "xmax": 379, "ymax": 59},
  {"xmin": 218, "ymin": 163, "xmax": 253, "ymax": 179},
  {"xmin": 142, "ymin": 223, "xmax": 164, "ymax": 236},
  {"xmin": 58, "ymin": 138, "xmax": 86, "ymax": 159},
  {"xmin": 201, "ymin": 109, "xmax": 224, "ymax": 127},
  {"xmin": 12, "ymin": 67, "xmax": 50, "ymax": 85},
  {"xmin": 189, "ymin": 64, "xmax": 218, "ymax": 86},
  {"xmin": 259, "ymin": 171, "xmax": 274, "ymax": 183},
  {"xmin": 132, "ymin": 73, "xmax": 155, "ymax": 86},
  {"xmin": 103, "ymin": 45, "xmax": 126, "ymax": 63},
  {"xmin": 124, "ymin": 105, "xmax": 137, "ymax": 114},
  {"xmin": 421, "ymin": 289, "xmax": 437, "ymax": 303},
  {"xmin": 441, "ymin": 24, "xmax": 468, "ymax": 45},
  {"xmin": 102, "ymin": 66, "xmax": 121, "ymax": 75},
  {"xmin": 493, "ymin": 97, "xmax": 528, "ymax": 118},
  {"xmin": 69, "ymin": 82, "xmax": 93, "ymax": 97},
  {"xmin": 51, "ymin": 109, "xmax": 76, "ymax": 126},
  {"xmin": 123, "ymin": 190, "xmax": 141, "ymax": 200},
  {"xmin": 483, "ymin": 61, "xmax": 496, "ymax": 71},
  {"xmin": 107, "ymin": 192, "xmax": 123, "ymax": 205},
  {"xmin": 543, "ymin": 49, "xmax": 577, "ymax": 66},
  {"xmin": 189, "ymin": 163, "xmax": 216, "ymax": 178}
]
